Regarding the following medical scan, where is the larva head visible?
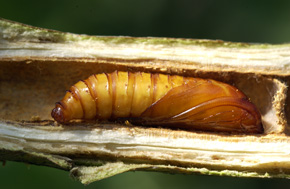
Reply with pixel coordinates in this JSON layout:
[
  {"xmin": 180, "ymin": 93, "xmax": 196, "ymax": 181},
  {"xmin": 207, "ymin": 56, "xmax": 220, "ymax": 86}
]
[{"xmin": 51, "ymin": 102, "xmax": 71, "ymax": 123}]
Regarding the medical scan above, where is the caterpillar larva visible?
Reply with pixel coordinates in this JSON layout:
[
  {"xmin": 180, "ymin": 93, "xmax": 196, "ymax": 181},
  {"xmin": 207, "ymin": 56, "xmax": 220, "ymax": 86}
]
[{"xmin": 51, "ymin": 71, "xmax": 263, "ymax": 134}]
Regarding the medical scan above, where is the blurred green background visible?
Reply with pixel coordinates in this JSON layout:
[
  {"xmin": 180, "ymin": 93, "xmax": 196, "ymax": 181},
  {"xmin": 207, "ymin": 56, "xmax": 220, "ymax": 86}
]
[{"xmin": 1, "ymin": 0, "xmax": 290, "ymax": 188}]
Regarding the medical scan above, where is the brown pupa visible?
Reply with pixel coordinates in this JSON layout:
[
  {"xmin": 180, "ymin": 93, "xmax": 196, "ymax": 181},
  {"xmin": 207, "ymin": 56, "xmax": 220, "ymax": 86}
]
[{"xmin": 51, "ymin": 71, "xmax": 263, "ymax": 134}]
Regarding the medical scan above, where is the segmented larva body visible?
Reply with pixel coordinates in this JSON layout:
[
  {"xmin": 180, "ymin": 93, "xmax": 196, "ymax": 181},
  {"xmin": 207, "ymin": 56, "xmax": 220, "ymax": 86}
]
[{"xmin": 52, "ymin": 71, "xmax": 263, "ymax": 134}]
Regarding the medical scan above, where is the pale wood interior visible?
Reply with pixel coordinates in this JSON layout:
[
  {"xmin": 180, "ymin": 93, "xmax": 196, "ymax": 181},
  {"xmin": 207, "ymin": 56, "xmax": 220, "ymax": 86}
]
[{"xmin": 0, "ymin": 59, "xmax": 286, "ymax": 135}]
